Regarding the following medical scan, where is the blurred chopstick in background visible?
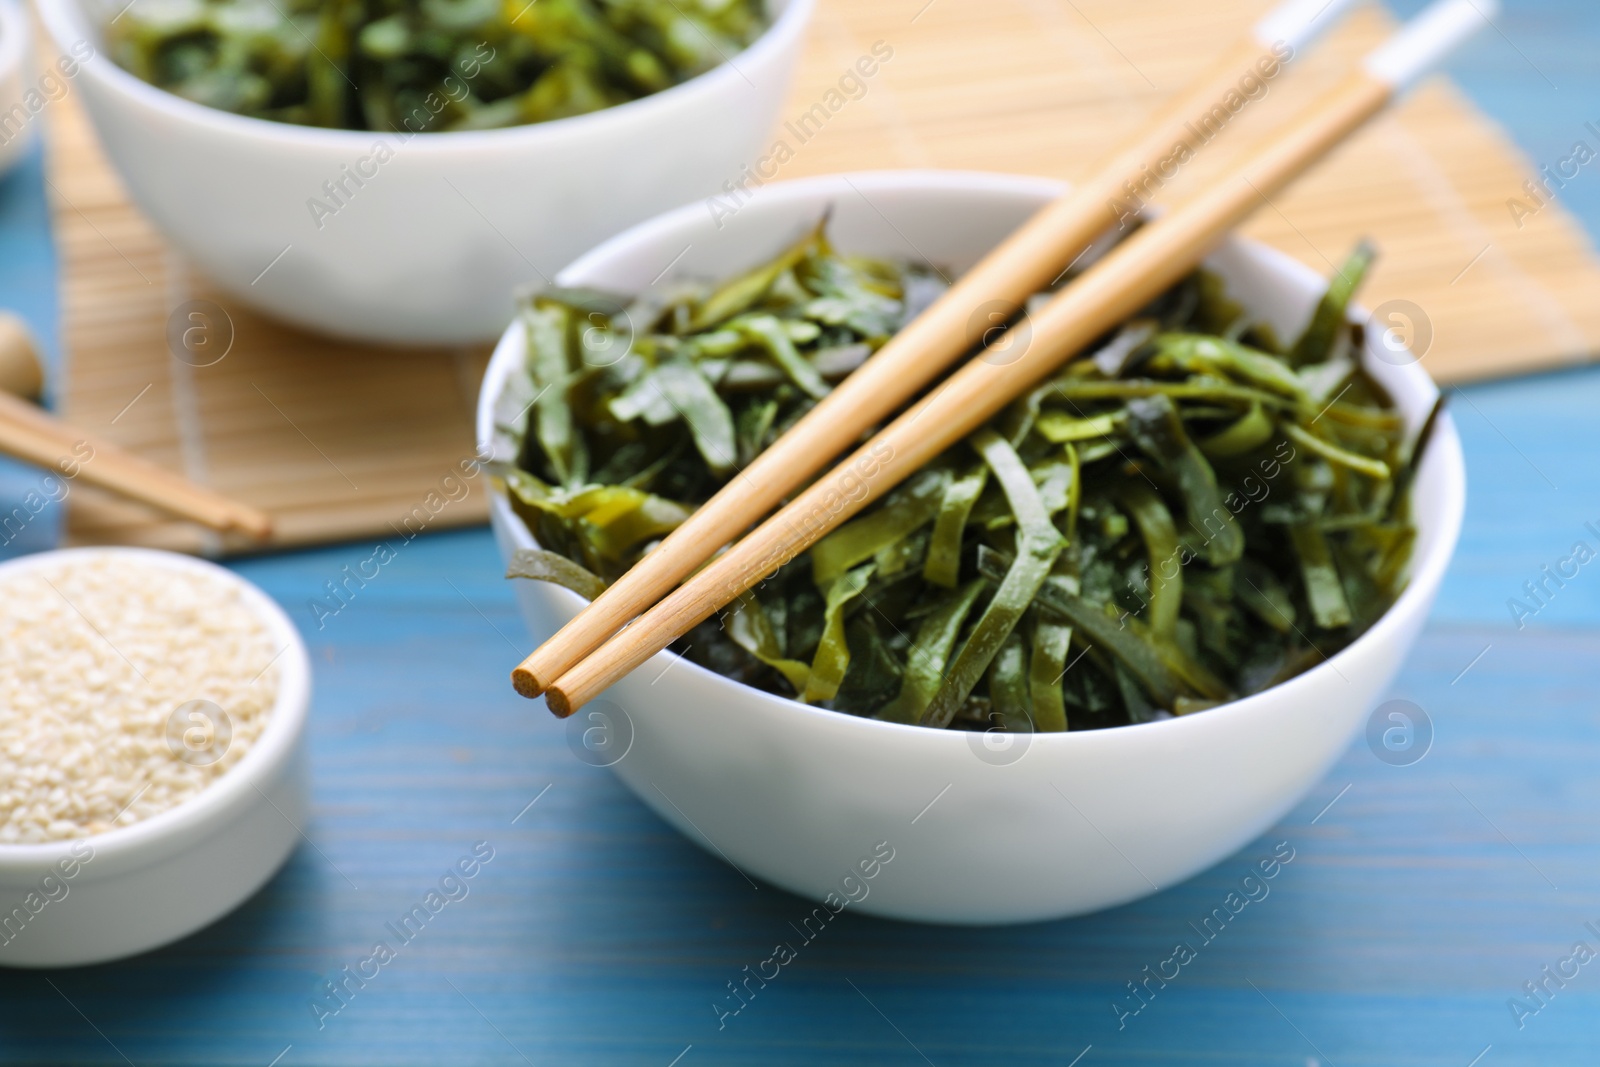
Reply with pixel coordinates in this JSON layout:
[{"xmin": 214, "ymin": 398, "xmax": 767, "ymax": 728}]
[
  {"xmin": 0, "ymin": 321, "xmax": 272, "ymax": 539},
  {"xmin": 540, "ymin": 0, "xmax": 1496, "ymax": 716},
  {"xmin": 513, "ymin": 0, "xmax": 1362, "ymax": 701}
]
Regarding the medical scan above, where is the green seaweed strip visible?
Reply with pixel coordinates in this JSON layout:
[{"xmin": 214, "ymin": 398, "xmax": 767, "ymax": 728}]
[
  {"xmin": 987, "ymin": 632, "xmax": 1034, "ymax": 732},
  {"xmin": 1035, "ymin": 411, "xmax": 1122, "ymax": 443},
  {"xmin": 1049, "ymin": 379, "xmax": 1293, "ymax": 410},
  {"xmin": 651, "ymin": 360, "xmax": 739, "ymax": 475},
  {"xmin": 1127, "ymin": 395, "xmax": 1243, "ymax": 565},
  {"xmin": 1032, "ymin": 461, "xmax": 1076, "ymax": 521},
  {"xmin": 609, "ymin": 367, "xmax": 676, "ymax": 425},
  {"xmin": 1115, "ymin": 663, "xmax": 1160, "ymax": 723},
  {"xmin": 802, "ymin": 565, "xmax": 876, "ymax": 703},
  {"xmin": 726, "ymin": 592, "xmax": 812, "ymax": 695},
  {"xmin": 1031, "ymin": 578, "xmax": 1185, "ymax": 710},
  {"xmin": 689, "ymin": 223, "xmax": 822, "ymax": 331},
  {"xmin": 737, "ymin": 314, "xmax": 831, "ymax": 400},
  {"xmin": 923, "ymin": 466, "xmax": 987, "ymax": 589},
  {"xmin": 833, "ymin": 617, "xmax": 904, "ymax": 713},
  {"xmin": 922, "ymin": 431, "xmax": 1064, "ymax": 728},
  {"xmin": 736, "ymin": 398, "xmax": 779, "ymax": 466},
  {"xmin": 1289, "ymin": 240, "xmax": 1376, "ymax": 367},
  {"xmin": 1283, "ymin": 422, "xmax": 1391, "ymax": 481},
  {"xmin": 810, "ymin": 472, "xmax": 946, "ymax": 585},
  {"xmin": 1288, "ymin": 524, "xmax": 1353, "ymax": 628},
  {"xmin": 1120, "ymin": 484, "xmax": 1182, "ymax": 640},
  {"xmin": 1028, "ymin": 619, "xmax": 1073, "ymax": 732},
  {"xmin": 1199, "ymin": 403, "xmax": 1275, "ymax": 457},
  {"xmin": 973, "ymin": 429, "xmax": 1057, "ymax": 539},
  {"xmin": 1149, "ymin": 631, "xmax": 1231, "ymax": 701},
  {"xmin": 978, "ymin": 550, "xmax": 1185, "ymax": 709},
  {"xmin": 504, "ymin": 547, "xmax": 607, "ymax": 601},
  {"xmin": 877, "ymin": 581, "xmax": 985, "ymax": 725},
  {"xmin": 311, "ymin": 1, "xmax": 355, "ymax": 128},
  {"xmin": 503, "ymin": 475, "xmax": 692, "ymax": 567},
  {"xmin": 1062, "ymin": 441, "xmax": 1082, "ymax": 544},
  {"xmin": 1237, "ymin": 559, "xmax": 1296, "ymax": 633},
  {"xmin": 525, "ymin": 302, "xmax": 585, "ymax": 488},
  {"xmin": 1373, "ymin": 525, "xmax": 1417, "ymax": 598},
  {"xmin": 502, "ymin": 226, "xmax": 1419, "ymax": 733},
  {"xmin": 874, "ymin": 528, "xmax": 928, "ymax": 578},
  {"xmin": 574, "ymin": 489, "xmax": 692, "ymax": 563},
  {"xmin": 1154, "ymin": 333, "xmax": 1307, "ymax": 400}
]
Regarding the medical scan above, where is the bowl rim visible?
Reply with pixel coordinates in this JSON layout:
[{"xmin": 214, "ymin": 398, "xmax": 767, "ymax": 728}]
[
  {"xmin": 479, "ymin": 168, "xmax": 1466, "ymax": 749},
  {"xmin": 36, "ymin": 0, "xmax": 814, "ymax": 151},
  {"xmin": 0, "ymin": 546, "xmax": 312, "ymax": 870}
]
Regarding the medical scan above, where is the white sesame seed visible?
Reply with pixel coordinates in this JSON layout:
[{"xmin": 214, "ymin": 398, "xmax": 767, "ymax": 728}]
[{"xmin": 0, "ymin": 553, "xmax": 281, "ymax": 844}]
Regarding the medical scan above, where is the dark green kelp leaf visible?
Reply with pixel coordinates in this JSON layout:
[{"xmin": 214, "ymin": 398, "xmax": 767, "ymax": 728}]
[
  {"xmin": 802, "ymin": 564, "xmax": 876, "ymax": 703},
  {"xmin": 503, "ymin": 229, "xmax": 1418, "ymax": 733},
  {"xmin": 724, "ymin": 591, "xmax": 812, "ymax": 696},
  {"xmin": 1290, "ymin": 240, "xmax": 1376, "ymax": 367},
  {"xmin": 1126, "ymin": 394, "xmax": 1243, "ymax": 565},
  {"xmin": 988, "ymin": 631, "xmax": 1035, "ymax": 733},
  {"xmin": 505, "ymin": 547, "xmax": 606, "ymax": 601},
  {"xmin": 877, "ymin": 581, "xmax": 985, "ymax": 726},
  {"xmin": 923, "ymin": 465, "xmax": 987, "ymax": 589},
  {"xmin": 921, "ymin": 431, "xmax": 1064, "ymax": 728},
  {"xmin": 810, "ymin": 471, "xmax": 946, "ymax": 585},
  {"xmin": 1028, "ymin": 618, "xmax": 1073, "ymax": 733}
]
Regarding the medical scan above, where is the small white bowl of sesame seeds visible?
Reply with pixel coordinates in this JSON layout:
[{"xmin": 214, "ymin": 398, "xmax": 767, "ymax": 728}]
[{"xmin": 0, "ymin": 547, "xmax": 310, "ymax": 967}]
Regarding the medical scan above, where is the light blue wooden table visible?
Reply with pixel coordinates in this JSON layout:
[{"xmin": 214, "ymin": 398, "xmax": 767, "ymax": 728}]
[{"xmin": 3, "ymin": 3, "xmax": 1600, "ymax": 1063}]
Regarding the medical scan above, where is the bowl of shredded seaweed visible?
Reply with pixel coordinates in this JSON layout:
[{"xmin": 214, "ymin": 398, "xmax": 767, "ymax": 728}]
[
  {"xmin": 37, "ymin": 0, "xmax": 814, "ymax": 343},
  {"xmin": 478, "ymin": 171, "xmax": 1464, "ymax": 924}
]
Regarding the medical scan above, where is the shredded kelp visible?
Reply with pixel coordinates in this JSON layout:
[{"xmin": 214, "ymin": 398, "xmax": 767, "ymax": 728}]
[
  {"xmin": 499, "ymin": 222, "xmax": 1424, "ymax": 733},
  {"xmin": 107, "ymin": 0, "xmax": 766, "ymax": 131}
]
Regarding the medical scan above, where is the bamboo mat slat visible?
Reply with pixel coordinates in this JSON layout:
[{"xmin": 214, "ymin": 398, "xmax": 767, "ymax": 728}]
[
  {"xmin": 41, "ymin": 0, "xmax": 1600, "ymax": 554},
  {"xmin": 774, "ymin": 1, "xmax": 1600, "ymax": 381}
]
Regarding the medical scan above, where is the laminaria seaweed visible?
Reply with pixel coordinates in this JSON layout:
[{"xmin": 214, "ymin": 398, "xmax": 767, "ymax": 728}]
[
  {"xmin": 106, "ymin": 0, "xmax": 766, "ymax": 132},
  {"xmin": 494, "ymin": 221, "xmax": 1429, "ymax": 733}
]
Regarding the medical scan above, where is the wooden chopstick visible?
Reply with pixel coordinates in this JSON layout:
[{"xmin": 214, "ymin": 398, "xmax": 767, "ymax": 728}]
[
  {"xmin": 510, "ymin": 0, "xmax": 1360, "ymax": 699},
  {"xmin": 0, "ymin": 390, "xmax": 273, "ymax": 539},
  {"xmin": 541, "ymin": 0, "xmax": 1494, "ymax": 716}
]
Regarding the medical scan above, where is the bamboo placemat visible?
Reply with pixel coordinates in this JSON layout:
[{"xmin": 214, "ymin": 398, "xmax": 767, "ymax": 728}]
[{"xmin": 43, "ymin": 0, "xmax": 1600, "ymax": 554}]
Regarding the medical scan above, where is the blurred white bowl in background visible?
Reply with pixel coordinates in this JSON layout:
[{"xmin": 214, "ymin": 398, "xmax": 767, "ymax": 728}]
[
  {"xmin": 0, "ymin": 0, "xmax": 33, "ymax": 177},
  {"xmin": 477, "ymin": 171, "xmax": 1466, "ymax": 925},
  {"xmin": 35, "ymin": 0, "xmax": 814, "ymax": 345}
]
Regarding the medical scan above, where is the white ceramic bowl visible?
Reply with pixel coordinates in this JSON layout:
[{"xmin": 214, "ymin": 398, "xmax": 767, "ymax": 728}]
[
  {"xmin": 0, "ymin": 0, "xmax": 33, "ymax": 176},
  {"xmin": 36, "ymin": 0, "xmax": 813, "ymax": 345},
  {"xmin": 478, "ymin": 171, "xmax": 1466, "ymax": 925},
  {"xmin": 0, "ymin": 547, "xmax": 311, "ymax": 967}
]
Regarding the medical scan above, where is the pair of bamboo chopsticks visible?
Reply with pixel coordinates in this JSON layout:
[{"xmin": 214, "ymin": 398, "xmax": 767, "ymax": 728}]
[
  {"xmin": 0, "ymin": 389, "xmax": 273, "ymax": 539},
  {"xmin": 518, "ymin": 0, "xmax": 1495, "ymax": 716},
  {"xmin": 512, "ymin": 0, "xmax": 1357, "ymax": 700}
]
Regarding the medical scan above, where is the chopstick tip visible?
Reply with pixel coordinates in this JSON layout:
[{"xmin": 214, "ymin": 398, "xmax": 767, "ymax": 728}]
[
  {"xmin": 543, "ymin": 686, "xmax": 575, "ymax": 719},
  {"xmin": 512, "ymin": 665, "xmax": 547, "ymax": 701}
]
